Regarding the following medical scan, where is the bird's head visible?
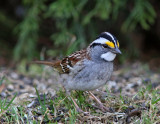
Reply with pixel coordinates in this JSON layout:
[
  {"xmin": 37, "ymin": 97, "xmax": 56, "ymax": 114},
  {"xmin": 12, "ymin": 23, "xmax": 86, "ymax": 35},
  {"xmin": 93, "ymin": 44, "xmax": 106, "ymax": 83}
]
[{"xmin": 88, "ymin": 32, "xmax": 122, "ymax": 62}]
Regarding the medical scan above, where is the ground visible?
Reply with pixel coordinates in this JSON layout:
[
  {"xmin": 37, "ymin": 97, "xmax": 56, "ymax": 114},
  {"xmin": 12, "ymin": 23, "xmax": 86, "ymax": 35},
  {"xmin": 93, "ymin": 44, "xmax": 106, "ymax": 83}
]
[{"xmin": 0, "ymin": 61, "xmax": 160, "ymax": 123}]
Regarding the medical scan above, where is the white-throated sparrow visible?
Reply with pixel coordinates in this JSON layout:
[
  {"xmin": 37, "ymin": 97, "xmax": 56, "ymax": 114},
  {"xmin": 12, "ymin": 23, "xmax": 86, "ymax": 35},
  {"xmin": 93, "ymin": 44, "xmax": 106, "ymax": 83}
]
[{"xmin": 35, "ymin": 32, "xmax": 121, "ymax": 113}]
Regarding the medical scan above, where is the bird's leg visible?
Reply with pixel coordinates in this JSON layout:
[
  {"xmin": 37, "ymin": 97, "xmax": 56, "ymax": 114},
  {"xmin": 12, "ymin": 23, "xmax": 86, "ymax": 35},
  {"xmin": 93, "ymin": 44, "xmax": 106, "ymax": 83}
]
[
  {"xmin": 88, "ymin": 91, "xmax": 111, "ymax": 112},
  {"xmin": 65, "ymin": 89, "xmax": 89, "ymax": 115},
  {"xmin": 70, "ymin": 96, "xmax": 83, "ymax": 113},
  {"xmin": 70, "ymin": 96, "xmax": 89, "ymax": 115}
]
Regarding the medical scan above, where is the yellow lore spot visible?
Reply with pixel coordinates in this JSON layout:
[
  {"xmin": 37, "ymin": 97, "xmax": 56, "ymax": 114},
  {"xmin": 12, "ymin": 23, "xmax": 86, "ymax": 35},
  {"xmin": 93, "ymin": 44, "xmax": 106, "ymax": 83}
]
[{"xmin": 105, "ymin": 41, "xmax": 115, "ymax": 48}]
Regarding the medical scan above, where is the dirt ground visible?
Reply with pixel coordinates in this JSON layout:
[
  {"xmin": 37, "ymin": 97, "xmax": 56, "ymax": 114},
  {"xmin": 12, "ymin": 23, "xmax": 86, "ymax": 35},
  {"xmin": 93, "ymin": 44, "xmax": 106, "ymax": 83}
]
[{"xmin": 0, "ymin": 61, "xmax": 160, "ymax": 123}]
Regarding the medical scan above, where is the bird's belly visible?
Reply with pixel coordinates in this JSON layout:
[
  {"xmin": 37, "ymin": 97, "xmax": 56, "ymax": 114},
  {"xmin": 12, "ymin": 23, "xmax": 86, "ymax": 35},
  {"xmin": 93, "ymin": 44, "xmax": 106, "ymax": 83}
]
[
  {"xmin": 65, "ymin": 62, "xmax": 113, "ymax": 91},
  {"xmin": 70, "ymin": 79, "xmax": 107, "ymax": 91}
]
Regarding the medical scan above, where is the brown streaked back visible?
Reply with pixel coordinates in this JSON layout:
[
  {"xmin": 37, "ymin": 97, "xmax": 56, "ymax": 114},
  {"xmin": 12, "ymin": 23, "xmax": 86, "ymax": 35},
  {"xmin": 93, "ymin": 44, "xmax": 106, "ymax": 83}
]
[{"xmin": 34, "ymin": 49, "xmax": 89, "ymax": 74}]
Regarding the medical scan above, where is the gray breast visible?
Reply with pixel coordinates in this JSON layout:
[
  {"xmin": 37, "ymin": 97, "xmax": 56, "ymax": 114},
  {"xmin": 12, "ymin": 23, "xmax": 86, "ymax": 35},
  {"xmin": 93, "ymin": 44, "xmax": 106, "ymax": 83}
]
[{"xmin": 64, "ymin": 60, "xmax": 113, "ymax": 91}]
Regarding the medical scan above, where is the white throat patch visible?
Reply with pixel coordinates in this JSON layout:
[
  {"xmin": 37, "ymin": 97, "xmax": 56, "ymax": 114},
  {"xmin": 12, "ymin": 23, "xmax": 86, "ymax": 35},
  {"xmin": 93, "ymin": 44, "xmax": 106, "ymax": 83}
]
[{"xmin": 101, "ymin": 52, "xmax": 116, "ymax": 61}]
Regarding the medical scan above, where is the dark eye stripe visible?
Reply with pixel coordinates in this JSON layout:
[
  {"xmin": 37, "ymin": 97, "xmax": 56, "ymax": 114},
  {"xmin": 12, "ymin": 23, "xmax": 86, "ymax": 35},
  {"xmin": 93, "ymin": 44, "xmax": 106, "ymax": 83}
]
[
  {"xmin": 102, "ymin": 44, "xmax": 108, "ymax": 48},
  {"xmin": 90, "ymin": 43, "xmax": 110, "ymax": 49},
  {"xmin": 90, "ymin": 43, "xmax": 101, "ymax": 48}
]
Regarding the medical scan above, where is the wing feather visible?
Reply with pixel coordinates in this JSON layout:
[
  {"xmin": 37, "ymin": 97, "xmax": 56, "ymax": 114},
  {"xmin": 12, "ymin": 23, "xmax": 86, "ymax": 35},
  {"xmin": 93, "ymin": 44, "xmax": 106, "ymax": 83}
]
[{"xmin": 34, "ymin": 49, "xmax": 89, "ymax": 74}]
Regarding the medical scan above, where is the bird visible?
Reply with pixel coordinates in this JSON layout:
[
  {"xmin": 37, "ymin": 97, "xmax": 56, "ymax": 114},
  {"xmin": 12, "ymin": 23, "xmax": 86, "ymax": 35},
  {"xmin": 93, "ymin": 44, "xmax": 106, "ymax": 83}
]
[{"xmin": 34, "ymin": 32, "xmax": 121, "ymax": 114}]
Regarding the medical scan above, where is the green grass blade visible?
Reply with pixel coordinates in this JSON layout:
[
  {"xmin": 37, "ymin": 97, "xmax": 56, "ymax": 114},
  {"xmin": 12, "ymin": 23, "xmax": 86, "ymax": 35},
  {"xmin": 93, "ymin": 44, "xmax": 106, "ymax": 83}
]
[
  {"xmin": 4, "ymin": 93, "xmax": 17, "ymax": 111},
  {"xmin": 152, "ymin": 97, "xmax": 160, "ymax": 105},
  {"xmin": 0, "ymin": 76, "xmax": 5, "ymax": 85},
  {"xmin": 35, "ymin": 87, "xmax": 46, "ymax": 113}
]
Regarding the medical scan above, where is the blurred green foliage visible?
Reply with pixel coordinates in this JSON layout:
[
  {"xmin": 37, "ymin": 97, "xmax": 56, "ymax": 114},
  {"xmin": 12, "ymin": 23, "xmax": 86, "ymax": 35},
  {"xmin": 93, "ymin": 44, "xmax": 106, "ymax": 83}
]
[
  {"xmin": 0, "ymin": 0, "xmax": 157, "ymax": 61},
  {"xmin": 122, "ymin": 0, "xmax": 156, "ymax": 31}
]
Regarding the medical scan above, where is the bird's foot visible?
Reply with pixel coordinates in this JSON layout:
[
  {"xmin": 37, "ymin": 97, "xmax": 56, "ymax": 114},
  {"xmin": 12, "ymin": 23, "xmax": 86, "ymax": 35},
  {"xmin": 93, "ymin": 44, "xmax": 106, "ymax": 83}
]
[
  {"xmin": 75, "ymin": 107, "xmax": 90, "ymax": 116},
  {"xmin": 88, "ymin": 91, "xmax": 113, "ymax": 113},
  {"xmin": 98, "ymin": 104, "xmax": 113, "ymax": 113}
]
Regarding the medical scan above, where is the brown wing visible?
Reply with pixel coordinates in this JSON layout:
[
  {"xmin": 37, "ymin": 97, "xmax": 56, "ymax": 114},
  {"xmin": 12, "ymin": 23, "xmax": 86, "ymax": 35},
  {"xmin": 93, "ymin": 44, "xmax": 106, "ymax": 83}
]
[{"xmin": 34, "ymin": 49, "xmax": 89, "ymax": 74}]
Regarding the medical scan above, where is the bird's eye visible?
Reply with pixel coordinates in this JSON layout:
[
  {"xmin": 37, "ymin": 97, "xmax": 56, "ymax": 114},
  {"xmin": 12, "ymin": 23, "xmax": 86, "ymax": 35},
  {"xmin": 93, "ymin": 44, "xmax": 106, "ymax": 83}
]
[{"xmin": 102, "ymin": 44, "xmax": 108, "ymax": 48}]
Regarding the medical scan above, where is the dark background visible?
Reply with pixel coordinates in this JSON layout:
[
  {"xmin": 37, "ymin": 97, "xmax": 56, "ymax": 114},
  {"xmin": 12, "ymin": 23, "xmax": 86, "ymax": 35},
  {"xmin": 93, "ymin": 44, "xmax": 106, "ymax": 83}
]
[{"xmin": 0, "ymin": 0, "xmax": 160, "ymax": 70}]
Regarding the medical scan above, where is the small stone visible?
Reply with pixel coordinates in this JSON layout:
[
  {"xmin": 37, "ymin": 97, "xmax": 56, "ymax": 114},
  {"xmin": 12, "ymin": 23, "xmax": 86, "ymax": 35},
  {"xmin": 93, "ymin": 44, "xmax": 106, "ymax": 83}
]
[
  {"xmin": 124, "ymin": 73, "xmax": 131, "ymax": 80},
  {"xmin": 143, "ymin": 78, "xmax": 151, "ymax": 83},
  {"xmin": 54, "ymin": 116, "xmax": 62, "ymax": 122},
  {"xmin": 27, "ymin": 101, "xmax": 35, "ymax": 108},
  {"xmin": 19, "ymin": 85, "xmax": 25, "ymax": 89},
  {"xmin": 10, "ymin": 72, "xmax": 18, "ymax": 79},
  {"xmin": 13, "ymin": 93, "xmax": 29, "ymax": 104},
  {"xmin": 23, "ymin": 77, "xmax": 33, "ymax": 85},
  {"xmin": 129, "ymin": 77, "xmax": 142, "ymax": 85},
  {"xmin": 18, "ymin": 93, "xmax": 29, "ymax": 99},
  {"xmin": 37, "ymin": 115, "xmax": 43, "ymax": 121},
  {"xmin": 48, "ymin": 79, "xmax": 53, "ymax": 84},
  {"xmin": 0, "ymin": 92, "xmax": 7, "ymax": 97},
  {"xmin": 132, "ymin": 83, "xmax": 139, "ymax": 88},
  {"xmin": 126, "ymin": 83, "xmax": 134, "ymax": 89},
  {"xmin": 107, "ymin": 81, "xmax": 117, "ymax": 89},
  {"xmin": 29, "ymin": 94, "xmax": 36, "ymax": 98},
  {"xmin": 19, "ymin": 74, "xmax": 24, "ymax": 80},
  {"xmin": 152, "ymin": 82, "xmax": 159, "ymax": 88},
  {"xmin": 7, "ymin": 84, "xmax": 14, "ymax": 91}
]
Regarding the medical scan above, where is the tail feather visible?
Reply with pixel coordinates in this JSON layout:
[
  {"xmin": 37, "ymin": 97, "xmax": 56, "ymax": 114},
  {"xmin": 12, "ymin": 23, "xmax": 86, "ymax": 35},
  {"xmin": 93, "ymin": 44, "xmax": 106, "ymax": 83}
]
[
  {"xmin": 34, "ymin": 60, "xmax": 55, "ymax": 67},
  {"xmin": 33, "ymin": 60, "xmax": 64, "ymax": 73}
]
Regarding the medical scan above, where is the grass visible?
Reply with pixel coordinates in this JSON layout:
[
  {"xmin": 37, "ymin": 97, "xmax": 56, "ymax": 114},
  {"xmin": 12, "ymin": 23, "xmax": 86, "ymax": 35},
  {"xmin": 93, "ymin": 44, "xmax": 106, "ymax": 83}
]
[
  {"xmin": 0, "ymin": 74, "xmax": 160, "ymax": 123},
  {"xmin": 0, "ymin": 77, "xmax": 17, "ymax": 123}
]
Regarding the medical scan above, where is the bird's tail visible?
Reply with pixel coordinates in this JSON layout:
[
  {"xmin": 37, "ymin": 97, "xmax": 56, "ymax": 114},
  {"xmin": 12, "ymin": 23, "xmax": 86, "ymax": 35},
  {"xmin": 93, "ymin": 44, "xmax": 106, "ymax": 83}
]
[
  {"xmin": 33, "ymin": 60, "xmax": 55, "ymax": 67},
  {"xmin": 33, "ymin": 60, "xmax": 63, "ymax": 73}
]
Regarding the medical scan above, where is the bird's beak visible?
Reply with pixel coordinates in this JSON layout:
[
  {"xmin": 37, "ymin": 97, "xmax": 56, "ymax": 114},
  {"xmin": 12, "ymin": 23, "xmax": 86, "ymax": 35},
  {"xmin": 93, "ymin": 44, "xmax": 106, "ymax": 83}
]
[{"xmin": 113, "ymin": 47, "xmax": 122, "ymax": 54}]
